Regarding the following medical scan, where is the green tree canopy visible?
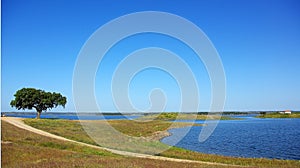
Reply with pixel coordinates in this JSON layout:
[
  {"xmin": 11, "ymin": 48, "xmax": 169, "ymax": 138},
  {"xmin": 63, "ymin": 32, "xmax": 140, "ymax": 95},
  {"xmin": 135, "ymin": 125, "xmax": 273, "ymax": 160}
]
[{"xmin": 10, "ymin": 88, "xmax": 67, "ymax": 119}]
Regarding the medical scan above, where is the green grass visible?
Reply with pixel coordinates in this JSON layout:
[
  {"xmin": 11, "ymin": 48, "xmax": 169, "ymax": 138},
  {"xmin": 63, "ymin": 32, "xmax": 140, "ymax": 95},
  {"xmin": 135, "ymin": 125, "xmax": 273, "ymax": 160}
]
[
  {"xmin": 22, "ymin": 118, "xmax": 300, "ymax": 167},
  {"xmin": 23, "ymin": 119, "xmax": 98, "ymax": 145},
  {"xmin": 256, "ymin": 112, "xmax": 300, "ymax": 118},
  {"xmin": 24, "ymin": 119, "xmax": 199, "ymax": 155},
  {"xmin": 24, "ymin": 118, "xmax": 199, "ymax": 138},
  {"xmin": 107, "ymin": 119, "xmax": 200, "ymax": 137}
]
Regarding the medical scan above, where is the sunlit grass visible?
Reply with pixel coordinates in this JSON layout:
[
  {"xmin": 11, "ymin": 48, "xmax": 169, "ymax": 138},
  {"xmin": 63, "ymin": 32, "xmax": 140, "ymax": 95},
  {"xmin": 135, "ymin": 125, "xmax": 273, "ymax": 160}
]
[
  {"xmin": 24, "ymin": 119, "xmax": 198, "ymax": 154},
  {"xmin": 107, "ymin": 119, "xmax": 200, "ymax": 137},
  {"xmin": 24, "ymin": 119, "xmax": 97, "ymax": 145}
]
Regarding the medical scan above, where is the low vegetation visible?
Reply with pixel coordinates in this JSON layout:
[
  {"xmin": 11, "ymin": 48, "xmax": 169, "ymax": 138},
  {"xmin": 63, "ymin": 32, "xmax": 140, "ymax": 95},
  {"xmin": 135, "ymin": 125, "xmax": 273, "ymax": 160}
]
[
  {"xmin": 107, "ymin": 119, "xmax": 199, "ymax": 137},
  {"xmin": 23, "ymin": 119, "xmax": 197, "ymax": 143},
  {"xmin": 23, "ymin": 119, "xmax": 97, "ymax": 145},
  {"xmin": 23, "ymin": 119, "xmax": 199, "ymax": 154},
  {"xmin": 257, "ymin": 112, "xmax": 300, "ymax": 118},
  {"xmin": 22, "ymin": 119, "xmax": 300, "ymax": 167}
]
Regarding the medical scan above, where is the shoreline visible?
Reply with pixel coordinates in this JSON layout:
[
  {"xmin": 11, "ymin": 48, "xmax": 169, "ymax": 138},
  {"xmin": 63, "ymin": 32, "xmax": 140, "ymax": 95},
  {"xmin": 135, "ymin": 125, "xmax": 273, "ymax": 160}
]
[{"xmin": 256, "ymin": 113, "xmax": 300, "ymax": 119}]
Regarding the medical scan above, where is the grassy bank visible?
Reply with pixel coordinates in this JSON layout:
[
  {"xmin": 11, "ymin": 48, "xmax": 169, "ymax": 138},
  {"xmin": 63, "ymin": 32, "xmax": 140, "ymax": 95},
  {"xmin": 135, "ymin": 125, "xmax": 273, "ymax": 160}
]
[
  {"xmin": 23, "ymin": 119, "xmax": 199, "ymax": 154},
  {"xmin": 22, "ymin": 119, "xmax": 300, "ymax": 167},
  {"xmin": 256, "ymin": 112, "xmax": 300, "ymax": 118}
]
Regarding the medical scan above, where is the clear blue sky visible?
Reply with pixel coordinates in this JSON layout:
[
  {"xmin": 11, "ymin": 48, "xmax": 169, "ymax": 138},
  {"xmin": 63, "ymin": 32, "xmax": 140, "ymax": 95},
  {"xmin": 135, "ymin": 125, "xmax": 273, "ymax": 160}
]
[{"xmin": 1, "ymin": 0, "xmax": 300, "ymax": 112}]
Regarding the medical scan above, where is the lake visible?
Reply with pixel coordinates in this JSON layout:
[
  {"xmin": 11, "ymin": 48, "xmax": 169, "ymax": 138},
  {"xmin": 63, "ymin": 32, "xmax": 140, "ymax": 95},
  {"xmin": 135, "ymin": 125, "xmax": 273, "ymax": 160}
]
[{"xmin": 161, "ymin": 117, "xmax": 300, "ymax": 160}]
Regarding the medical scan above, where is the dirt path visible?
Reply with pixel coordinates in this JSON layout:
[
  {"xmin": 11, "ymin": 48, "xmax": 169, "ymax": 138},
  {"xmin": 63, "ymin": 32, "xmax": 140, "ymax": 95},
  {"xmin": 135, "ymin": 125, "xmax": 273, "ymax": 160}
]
[{"xmin": 1, "ymin": 117, "xmax": 245, "ymax": 167}]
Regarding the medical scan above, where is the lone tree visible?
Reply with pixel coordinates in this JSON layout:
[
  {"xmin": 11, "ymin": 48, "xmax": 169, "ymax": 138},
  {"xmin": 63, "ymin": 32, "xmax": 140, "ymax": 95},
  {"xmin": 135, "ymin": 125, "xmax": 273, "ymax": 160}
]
[{"xmin": 10, "ymin": 88, "xmax": 67, "ymax": 119}]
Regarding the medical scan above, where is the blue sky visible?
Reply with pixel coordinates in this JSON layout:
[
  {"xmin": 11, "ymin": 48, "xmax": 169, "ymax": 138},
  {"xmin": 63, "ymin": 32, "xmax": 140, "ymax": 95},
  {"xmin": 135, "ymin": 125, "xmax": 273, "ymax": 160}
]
[{"xmin": 1, "ymin": 0, "xmax": 300, "ymax": 112}]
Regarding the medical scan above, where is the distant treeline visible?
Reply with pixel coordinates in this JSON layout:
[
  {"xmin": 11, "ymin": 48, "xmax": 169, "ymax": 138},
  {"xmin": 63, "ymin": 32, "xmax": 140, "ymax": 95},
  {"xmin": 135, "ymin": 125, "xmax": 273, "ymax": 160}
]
[{"xmin": 4, "ymin": 111, "xmax": 298, "ymax": 116}]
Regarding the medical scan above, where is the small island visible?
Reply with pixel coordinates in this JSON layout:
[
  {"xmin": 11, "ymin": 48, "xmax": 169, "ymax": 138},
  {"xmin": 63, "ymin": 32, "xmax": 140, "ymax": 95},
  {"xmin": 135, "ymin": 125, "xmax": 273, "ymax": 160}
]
[{"xmin": 139, "ymin": 112, "xmax": 240, "ymax": 121}]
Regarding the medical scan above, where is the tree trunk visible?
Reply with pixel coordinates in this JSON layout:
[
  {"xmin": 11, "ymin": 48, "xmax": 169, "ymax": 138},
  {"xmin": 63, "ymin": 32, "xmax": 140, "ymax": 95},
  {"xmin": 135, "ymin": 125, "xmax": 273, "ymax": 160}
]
[{"xmin": 36, "ymin": 111, "xmax": 42, "ymax": 119}]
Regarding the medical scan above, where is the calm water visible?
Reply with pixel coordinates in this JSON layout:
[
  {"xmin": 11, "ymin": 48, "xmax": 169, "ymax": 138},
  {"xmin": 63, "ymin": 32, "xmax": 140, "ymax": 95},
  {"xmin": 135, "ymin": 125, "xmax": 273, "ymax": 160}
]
[{"xmin": 162, "ymin": 117, "xmax": 300, "ymax": 160}]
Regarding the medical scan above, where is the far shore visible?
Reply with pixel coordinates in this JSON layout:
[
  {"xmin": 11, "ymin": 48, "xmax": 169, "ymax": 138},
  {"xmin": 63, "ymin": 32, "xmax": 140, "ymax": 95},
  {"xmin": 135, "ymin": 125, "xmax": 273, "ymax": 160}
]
[{"xmin": 256, "ymin": 112, "xmax": 300, "ymax": 118}]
